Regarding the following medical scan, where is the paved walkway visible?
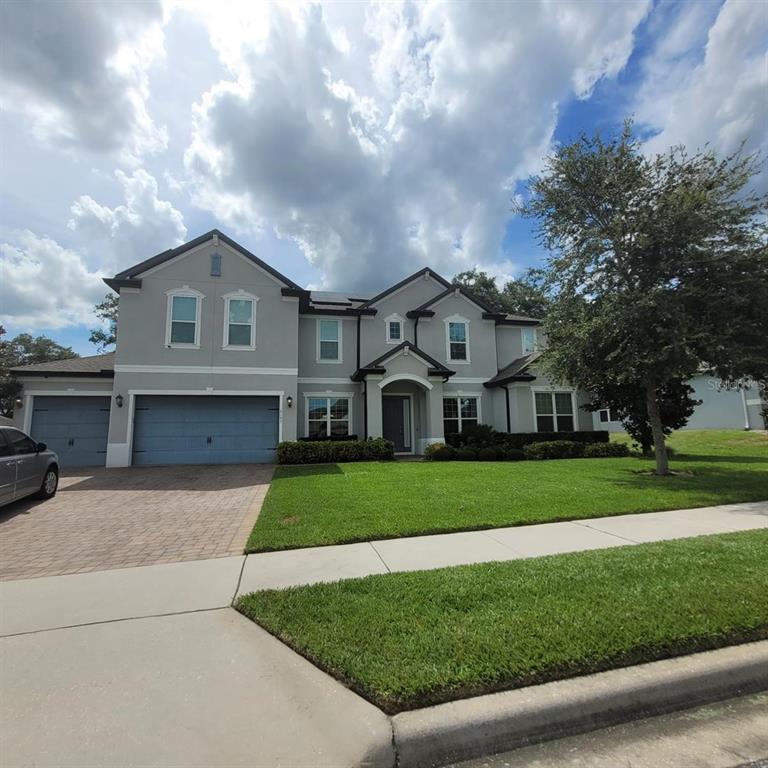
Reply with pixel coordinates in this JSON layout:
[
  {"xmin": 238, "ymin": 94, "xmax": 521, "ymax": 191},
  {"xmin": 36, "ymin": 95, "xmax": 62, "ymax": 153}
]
[
  {"xmin": 0, "ymin": 464, "xmax": 273, "ymax": 580},
  {"xmin": 238, "ymin": 500, "xmax": 768, "ymax": 592}
]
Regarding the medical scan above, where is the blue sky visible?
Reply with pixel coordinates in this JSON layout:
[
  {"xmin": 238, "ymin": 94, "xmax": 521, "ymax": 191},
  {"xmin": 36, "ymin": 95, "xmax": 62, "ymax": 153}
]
[{"xmin": 1, "ymin": 0, "xmax": 765, "ymax": 355}]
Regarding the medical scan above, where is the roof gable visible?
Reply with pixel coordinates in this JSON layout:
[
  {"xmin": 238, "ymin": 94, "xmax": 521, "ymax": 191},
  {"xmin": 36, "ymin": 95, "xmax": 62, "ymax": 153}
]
[
  {"xmin": 107, "ymin": 230, "xmax": 301, "ymax": 292},
  {"xmin": 358, "ymin": 267, "xmax": 452, "ymax": 309}
]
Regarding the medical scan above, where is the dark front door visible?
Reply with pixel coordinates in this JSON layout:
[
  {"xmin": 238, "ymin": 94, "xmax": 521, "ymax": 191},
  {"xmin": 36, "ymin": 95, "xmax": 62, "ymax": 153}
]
[{"xmin": 382, "ymin": 396, "xmax": 411, "ymax": 453}]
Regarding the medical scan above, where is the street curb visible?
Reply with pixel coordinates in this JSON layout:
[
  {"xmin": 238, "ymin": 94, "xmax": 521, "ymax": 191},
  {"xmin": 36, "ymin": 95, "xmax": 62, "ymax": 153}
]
[{"xmin": 390, "ymin": 640, "xmax": 768, "ymax": 768}]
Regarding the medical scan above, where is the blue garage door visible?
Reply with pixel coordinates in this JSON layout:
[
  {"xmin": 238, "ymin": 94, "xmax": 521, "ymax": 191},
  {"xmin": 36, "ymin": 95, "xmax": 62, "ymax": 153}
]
[
  {"xmin": 132, "ymin": 395, "xmax": 279, "ymax": 465},
  {"xmin": 30, "ymin": 396, "xmax": 111, "ymax": 467}
]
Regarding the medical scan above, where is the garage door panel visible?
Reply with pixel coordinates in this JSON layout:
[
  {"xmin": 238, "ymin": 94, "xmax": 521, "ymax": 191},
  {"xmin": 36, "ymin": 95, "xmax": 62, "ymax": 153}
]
[
  {"xmin": 132, "ymin": 396, "xmax": 279, "ymax": 465},
  {"xmin": 31, "ymin": 396, "xmax": 110, "ymax": 468}
]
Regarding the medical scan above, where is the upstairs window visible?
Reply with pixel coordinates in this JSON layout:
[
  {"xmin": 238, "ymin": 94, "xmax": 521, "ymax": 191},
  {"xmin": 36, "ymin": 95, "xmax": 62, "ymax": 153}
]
[
  {"xmin": 385, "ymin": 314, "xmax": 404, "ymax": 344},
  {"xmin": 446, "ymin": 318, "xmax": 469, "ymax": 361},
  {"xmin": 166, "ymin": 289, "xmax": 203, "ymax": 347},
  {"xmin": 534, "ymin": 391, "xmax": 575, "ymax": 432},
  {"xmin": 522, "ymin": 327, "xmax": 538, "ymax": 354},
  {"xmin": 318, "ymin": 319, "xmax": 341, "ymax": 362},
  {"xmin": 598, "ymin": 408, "xmax": 615, "ymax": 423},
  {"xmin": 223, "ymin": 293, "xmax": 257, "ymax": 350}
]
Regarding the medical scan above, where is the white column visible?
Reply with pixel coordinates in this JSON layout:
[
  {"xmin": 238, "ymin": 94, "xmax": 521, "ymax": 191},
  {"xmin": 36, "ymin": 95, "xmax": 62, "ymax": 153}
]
[{"xmin": 366, "ymin": 376, "xmax": 383, "ymax": 438}]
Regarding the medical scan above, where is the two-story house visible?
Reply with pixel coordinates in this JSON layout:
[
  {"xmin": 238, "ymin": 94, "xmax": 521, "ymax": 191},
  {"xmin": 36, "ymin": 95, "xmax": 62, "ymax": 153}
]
[{"xmin": 11, "ymin": 229, "xmax": 599, "ymax": 466}]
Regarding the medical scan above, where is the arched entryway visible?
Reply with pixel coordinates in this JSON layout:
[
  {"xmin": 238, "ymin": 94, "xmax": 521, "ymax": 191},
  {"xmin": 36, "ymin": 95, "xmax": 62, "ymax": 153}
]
[{"xmin": 380, "ymin": 377, "xmax": 431, "ymax": 454}]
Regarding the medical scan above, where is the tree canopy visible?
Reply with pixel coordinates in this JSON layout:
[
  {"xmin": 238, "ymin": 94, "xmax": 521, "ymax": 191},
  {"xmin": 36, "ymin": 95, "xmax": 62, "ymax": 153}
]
[
  {"xmin": 0, "ymin": 327, "xmax": 78, "ymax": 417},
  {"xmin": 519, "ymin": 122, "xmax": 768, "ymax": 474},
  {"xmin": 452, "ymin": 267, "xmax": 550, "ymax": 317},
  {"xmin": 89, "ymin": 293, "xmax": 118, "ymax": 352}
]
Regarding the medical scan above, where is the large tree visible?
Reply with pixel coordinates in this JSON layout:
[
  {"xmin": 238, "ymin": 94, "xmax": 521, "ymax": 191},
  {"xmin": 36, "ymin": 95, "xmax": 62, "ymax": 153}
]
[
  {"xmin": 0, "ymin": 327, "xmax": 78, "ymax": 417},
  {"xmin": 89, "ymin": 293, "xmax": 118, "ymax": 351},
  {"xmin": 520, "ymin": 123, "xmax": 768, "ymax": 474},
  {"xmin": 453, "ymin": 267, "xmax": 550, "ymax": 317}
]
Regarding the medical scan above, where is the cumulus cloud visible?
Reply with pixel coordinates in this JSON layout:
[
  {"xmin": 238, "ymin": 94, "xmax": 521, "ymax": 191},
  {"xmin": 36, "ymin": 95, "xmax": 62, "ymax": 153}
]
[
  {"xmin": 183, "ymin": 0, "xmax": 650, "ymax": 292},
  {"xmin": 635, "ymin": 0, "xmax": 767, "ymax": 166},
  {"xmin": 0, "ymin": 0, "xmax": 167, "ymax": 161},
  {"xmin": 0, "ymin": 231, "xmax": 106, "ymax": 329},
  {"xmin": 69, "ymin": 169, "xmax": 187, "ymax": 273}
]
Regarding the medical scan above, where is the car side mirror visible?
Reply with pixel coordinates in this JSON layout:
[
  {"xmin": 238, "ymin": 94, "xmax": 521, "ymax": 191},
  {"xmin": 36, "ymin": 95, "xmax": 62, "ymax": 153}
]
[{"xmin": 36, "ymin": 442, "xmax": 47, "ymax": 452}]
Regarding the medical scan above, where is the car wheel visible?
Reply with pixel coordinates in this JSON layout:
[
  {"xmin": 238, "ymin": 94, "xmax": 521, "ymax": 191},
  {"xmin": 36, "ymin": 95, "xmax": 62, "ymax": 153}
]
[{"xmin": 37, "ymin": 467, "xmax": 59, "ymax": 499}]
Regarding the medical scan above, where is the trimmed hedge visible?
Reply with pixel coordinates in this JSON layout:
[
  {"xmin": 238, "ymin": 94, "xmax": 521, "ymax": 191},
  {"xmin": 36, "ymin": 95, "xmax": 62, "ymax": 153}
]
[
  {"xmin": 524, "ymin": 440, "xmax": 586, "ymax": 460},
  {"xmin": 583, "ymin": 442, "xmax": 631, "ymax": 458},
  {"xmin": 424, "ymin": 443, "xmax": 455, "ymax": 461},
  {"xmin": 446, "ymin": 425, "xmax": 610, "ymax": 450},
  {"xmin": 298, "ymin": 434, "xmax": 359, "ymax": 442},
  {"xmin": 277, "ymin": 438, "xmax": 394, "ymax": 464}
]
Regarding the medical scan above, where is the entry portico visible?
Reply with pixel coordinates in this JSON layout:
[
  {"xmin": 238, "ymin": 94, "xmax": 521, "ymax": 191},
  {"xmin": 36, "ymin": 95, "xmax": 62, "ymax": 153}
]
[{"xmin": 352, "ymin": 341, "xmax": 454, "ymax": 454}]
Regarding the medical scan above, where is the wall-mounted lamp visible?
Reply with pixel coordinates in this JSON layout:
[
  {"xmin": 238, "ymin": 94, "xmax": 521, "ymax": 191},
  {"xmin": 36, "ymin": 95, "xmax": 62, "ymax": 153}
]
[
  {"xmin": 14, "ymin": 397, "xmax": 23, "ymax": 408},
  {"xmin": 286, "ymin": 395, "xmax": 293, "ymax": 408},
  {"xmin": 115, "ymin": 394, "xmax": 124, "ymax": 408}
]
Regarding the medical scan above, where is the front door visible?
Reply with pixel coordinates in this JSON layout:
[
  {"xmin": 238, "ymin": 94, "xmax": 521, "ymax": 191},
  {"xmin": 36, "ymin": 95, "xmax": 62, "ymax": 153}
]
[{"xmin": 382, "ymin": 396, "xmax": 411, "ymax": 453}]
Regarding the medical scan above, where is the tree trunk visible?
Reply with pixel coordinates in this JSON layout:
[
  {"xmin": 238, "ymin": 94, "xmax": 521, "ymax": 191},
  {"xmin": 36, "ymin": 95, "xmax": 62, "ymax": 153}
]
[{"xmin": 645, "ymin": 381, "xmax": 669, "ymax": 475}]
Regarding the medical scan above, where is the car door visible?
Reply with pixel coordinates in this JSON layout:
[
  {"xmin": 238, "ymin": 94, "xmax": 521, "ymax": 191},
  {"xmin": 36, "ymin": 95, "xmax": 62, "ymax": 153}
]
[
  {"xmin": 0, "ymin": 430, "xmax": 16, "ymax": 506},
  {"xmin": 6, "ymin": 429, "xmax": 42, "ymax": 499}
]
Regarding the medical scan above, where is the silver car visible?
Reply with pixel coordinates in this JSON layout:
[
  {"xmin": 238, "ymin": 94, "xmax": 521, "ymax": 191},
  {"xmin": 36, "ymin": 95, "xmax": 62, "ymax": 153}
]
[{"xmin": 0, "ymin": 427, "xmax": 59, "ymax": 508}]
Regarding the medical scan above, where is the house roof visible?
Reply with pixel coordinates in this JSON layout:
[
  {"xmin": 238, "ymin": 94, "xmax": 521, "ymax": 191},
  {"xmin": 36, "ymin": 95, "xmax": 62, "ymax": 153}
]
[
  {"xmin": 351, "ymin": 341, "xmax": 455, "ymax": 381},
  {"xmin": 483, "ymin": 352, "xmax": 541, "ymax": 388},
  {"xmin": 105, "ymin": 229, "xmax": 303, "ymax": 293},
  {"xmin": 10, "ymin": 353, "xmax": 116, "ymax": 378},
  {"xmin": 406, "ymin": 284, "xmax": 497, "ymax": 317},
  {"xmin": 357, "ymin": 267, "xmax": 452, "ymax": 310}
]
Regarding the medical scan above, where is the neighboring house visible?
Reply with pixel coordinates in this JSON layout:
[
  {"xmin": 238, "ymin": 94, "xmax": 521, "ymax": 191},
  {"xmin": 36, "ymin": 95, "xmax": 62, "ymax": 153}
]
[{"xmin": 9, "ymin": 229, "xmax": 765, "ymax": 467}]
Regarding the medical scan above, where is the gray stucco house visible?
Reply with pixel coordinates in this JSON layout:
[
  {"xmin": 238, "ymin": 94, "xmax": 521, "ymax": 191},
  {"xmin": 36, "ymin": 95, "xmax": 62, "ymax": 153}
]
[{"xmin": 10, "ymin": 230, "xmax": 766, "ymax": 467}]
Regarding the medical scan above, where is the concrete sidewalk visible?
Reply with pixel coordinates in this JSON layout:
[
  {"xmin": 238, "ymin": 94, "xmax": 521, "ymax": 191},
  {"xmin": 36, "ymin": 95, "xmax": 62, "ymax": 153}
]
[
  {"xmin": 237, "ymin": 500, "xmax": 768, "ymax": 592},
  {"xmin": 2, "ymin": 501, "xmax": 765, "ymax": 637}
]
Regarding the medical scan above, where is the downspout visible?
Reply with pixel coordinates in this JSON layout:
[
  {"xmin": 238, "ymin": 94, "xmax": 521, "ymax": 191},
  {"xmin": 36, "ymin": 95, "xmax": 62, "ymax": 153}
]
[
  {"xmin": 741, "ymin": 386, "xmax": 750, "ymax": 430},
  {"xmin": 414, "ymin": 316, "xmax": 420, "ymax": 347},
  {"xmin": 363, "ymin": 379, "xmax": 368, "ymax": 439},
  {"xmin": 356, "ymin": 314, "xmax": 361, "ymax": 371},
  {"xmin": 502, "ymin": 385, "xmax": 511, "ymax": 433}
]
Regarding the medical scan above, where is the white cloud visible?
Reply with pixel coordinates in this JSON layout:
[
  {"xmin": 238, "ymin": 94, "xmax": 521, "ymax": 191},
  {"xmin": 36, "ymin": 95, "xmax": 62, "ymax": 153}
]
[
  {"xmin": 0, "ymin": 231, "xmax": 106, "ymax": 329},
  {"xmin": 636, "ymin": 0, "xmax": 767, "ymax": 166},
  {"xmin": 0, "ymin": 0, "xmax": 167, "ymax": 162},
  {"xmin": 68, "ymin": 169, "xmax": 187, "ymax": 273},
  {"xmin": 181, "ymin": 0, "xmax": 650, "ymax": 292}
]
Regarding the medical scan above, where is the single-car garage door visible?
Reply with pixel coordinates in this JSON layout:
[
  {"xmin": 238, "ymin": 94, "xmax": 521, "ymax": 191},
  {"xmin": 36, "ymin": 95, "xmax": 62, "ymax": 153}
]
[
  {"xmin": 30, "ymin": 396, "xmax": 111, "ymax": 467},
  {"xmin": 132, "ymin": 395, "xmax": 279, "ymax": 465}
]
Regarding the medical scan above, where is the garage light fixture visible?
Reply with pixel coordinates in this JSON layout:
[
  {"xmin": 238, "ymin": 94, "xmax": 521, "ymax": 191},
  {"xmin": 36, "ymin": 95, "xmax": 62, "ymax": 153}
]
[
  {"xmin": 115, "ymin": 394, "xmax": 124, "ymax": 408},
  {"xmin": 286, "ymin": 395, "xmax": 293, "ymax": 408}
]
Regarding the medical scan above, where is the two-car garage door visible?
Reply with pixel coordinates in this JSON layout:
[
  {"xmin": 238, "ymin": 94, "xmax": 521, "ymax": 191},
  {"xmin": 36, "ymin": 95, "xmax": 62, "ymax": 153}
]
[{"xmin": 132, "ymin": 395, "xmax": 279, "ymax": 465}]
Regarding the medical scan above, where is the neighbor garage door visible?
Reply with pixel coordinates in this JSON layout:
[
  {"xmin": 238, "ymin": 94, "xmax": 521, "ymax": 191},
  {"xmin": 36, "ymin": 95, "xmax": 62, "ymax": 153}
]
[
  {"xmin": 132, "ymin": 395, "xmax": 279, "ymax": 465},
  {"xmin": 30, "ymin": 396, "xmax": 111, "ymax": 467}
]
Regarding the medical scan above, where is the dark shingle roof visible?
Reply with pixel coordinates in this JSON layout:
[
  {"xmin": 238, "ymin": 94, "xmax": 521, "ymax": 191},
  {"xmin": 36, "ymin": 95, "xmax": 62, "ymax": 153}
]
[
  {"xmin": 351, "ymin": 341, "xmax": 455, "ymax": 381},
  {"xmin": 10, "ymin": 353, "xmax": 115, "ymax": 378},
  {"xmin": 484, "ymin": 352, "xmax": 541, "ymax": 387}
]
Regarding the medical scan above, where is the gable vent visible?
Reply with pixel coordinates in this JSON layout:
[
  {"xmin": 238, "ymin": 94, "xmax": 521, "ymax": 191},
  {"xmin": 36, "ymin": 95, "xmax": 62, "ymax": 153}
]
[{"xmin": 210, "ymin": 253, "xmax": 222, "ymax": 277}]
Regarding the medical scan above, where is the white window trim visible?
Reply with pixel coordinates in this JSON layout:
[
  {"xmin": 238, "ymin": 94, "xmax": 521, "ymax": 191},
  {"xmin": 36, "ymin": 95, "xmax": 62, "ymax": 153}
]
[
  {"xmin": 384, "ymin": 313, "xmax": 405, "ymax": 344},
  {"xmin": 531, "ymin": 387, "xmax": 577, "ymax": 432},
  {"xmin": 165, "ymin": 287, "xmax": 204, "ymax": 349},
  {"xmin": 522, "ymin": 327, "xmax": 538, "ymax": 355},
  {"xmin": 442, "ymin": 393, "xmax": 482, "ymax": 433},
  {"xmin": 316, "ymin": 318, "xmax": 343, "ymax": 364},
  {"xmin": 444, "ymin": 314, "xmax": 470, "ymax": 364},
  {"xmin": 304, "ymin": 392, "xmax": 354, "ymax": 437},
  {"xmin": 598, "ymin": 407, "xmax": 616, "ymax": 424},
  {"xmin": 222, "ymin": 290, "xmax": 258, "ymax": 351}
]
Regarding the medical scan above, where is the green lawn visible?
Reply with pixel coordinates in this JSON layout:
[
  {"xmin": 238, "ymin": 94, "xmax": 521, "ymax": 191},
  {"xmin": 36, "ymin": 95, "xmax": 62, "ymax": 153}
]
[
  {"xmin": 247, "ymin": 430, "xmax": 767, "ymax": 552},
  {"xmin": 237, "ymin": 529, "xmax": 768, "ymax": 712}
]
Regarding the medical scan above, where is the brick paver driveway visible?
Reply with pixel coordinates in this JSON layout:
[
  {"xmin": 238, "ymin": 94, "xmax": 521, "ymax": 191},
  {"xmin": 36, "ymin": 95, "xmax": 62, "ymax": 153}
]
[{"xmin": 0, "ymin": 465, "xmax": 273, "ymax": 581}]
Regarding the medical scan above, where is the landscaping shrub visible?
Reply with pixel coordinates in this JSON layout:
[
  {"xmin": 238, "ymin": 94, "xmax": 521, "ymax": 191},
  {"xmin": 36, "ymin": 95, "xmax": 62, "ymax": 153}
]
[
  {"xmin": 447, "ymin": 427, "xmax": 610, "ymax": 450},
  {"xmin": 583, "ymin": 442, "xmax": 631, "ymax": 458},
  {"xmin": 424, "ymin": 443, "xmax": 456, "ymax": 461},
  {"xmin": 277, "ymin": 437, "xmax": 394, "ymax": 464},
  {"xmin": 478, "ymin": 446, "xmax": 502, "ymax": 461},
  {"xmin": 523, "ymin": 440, "xmax": 585, "ymax": 460},
  {"xmin": 455, "ymin": 447, "xmax": 478, "ymax": 460},
  {"xmin": 298, "ymin": 434, "xmax": 359, "ymax": 442},
  {"xmin": 500, "ymin": 447, "xmax": 526, "ymax": 461}
]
